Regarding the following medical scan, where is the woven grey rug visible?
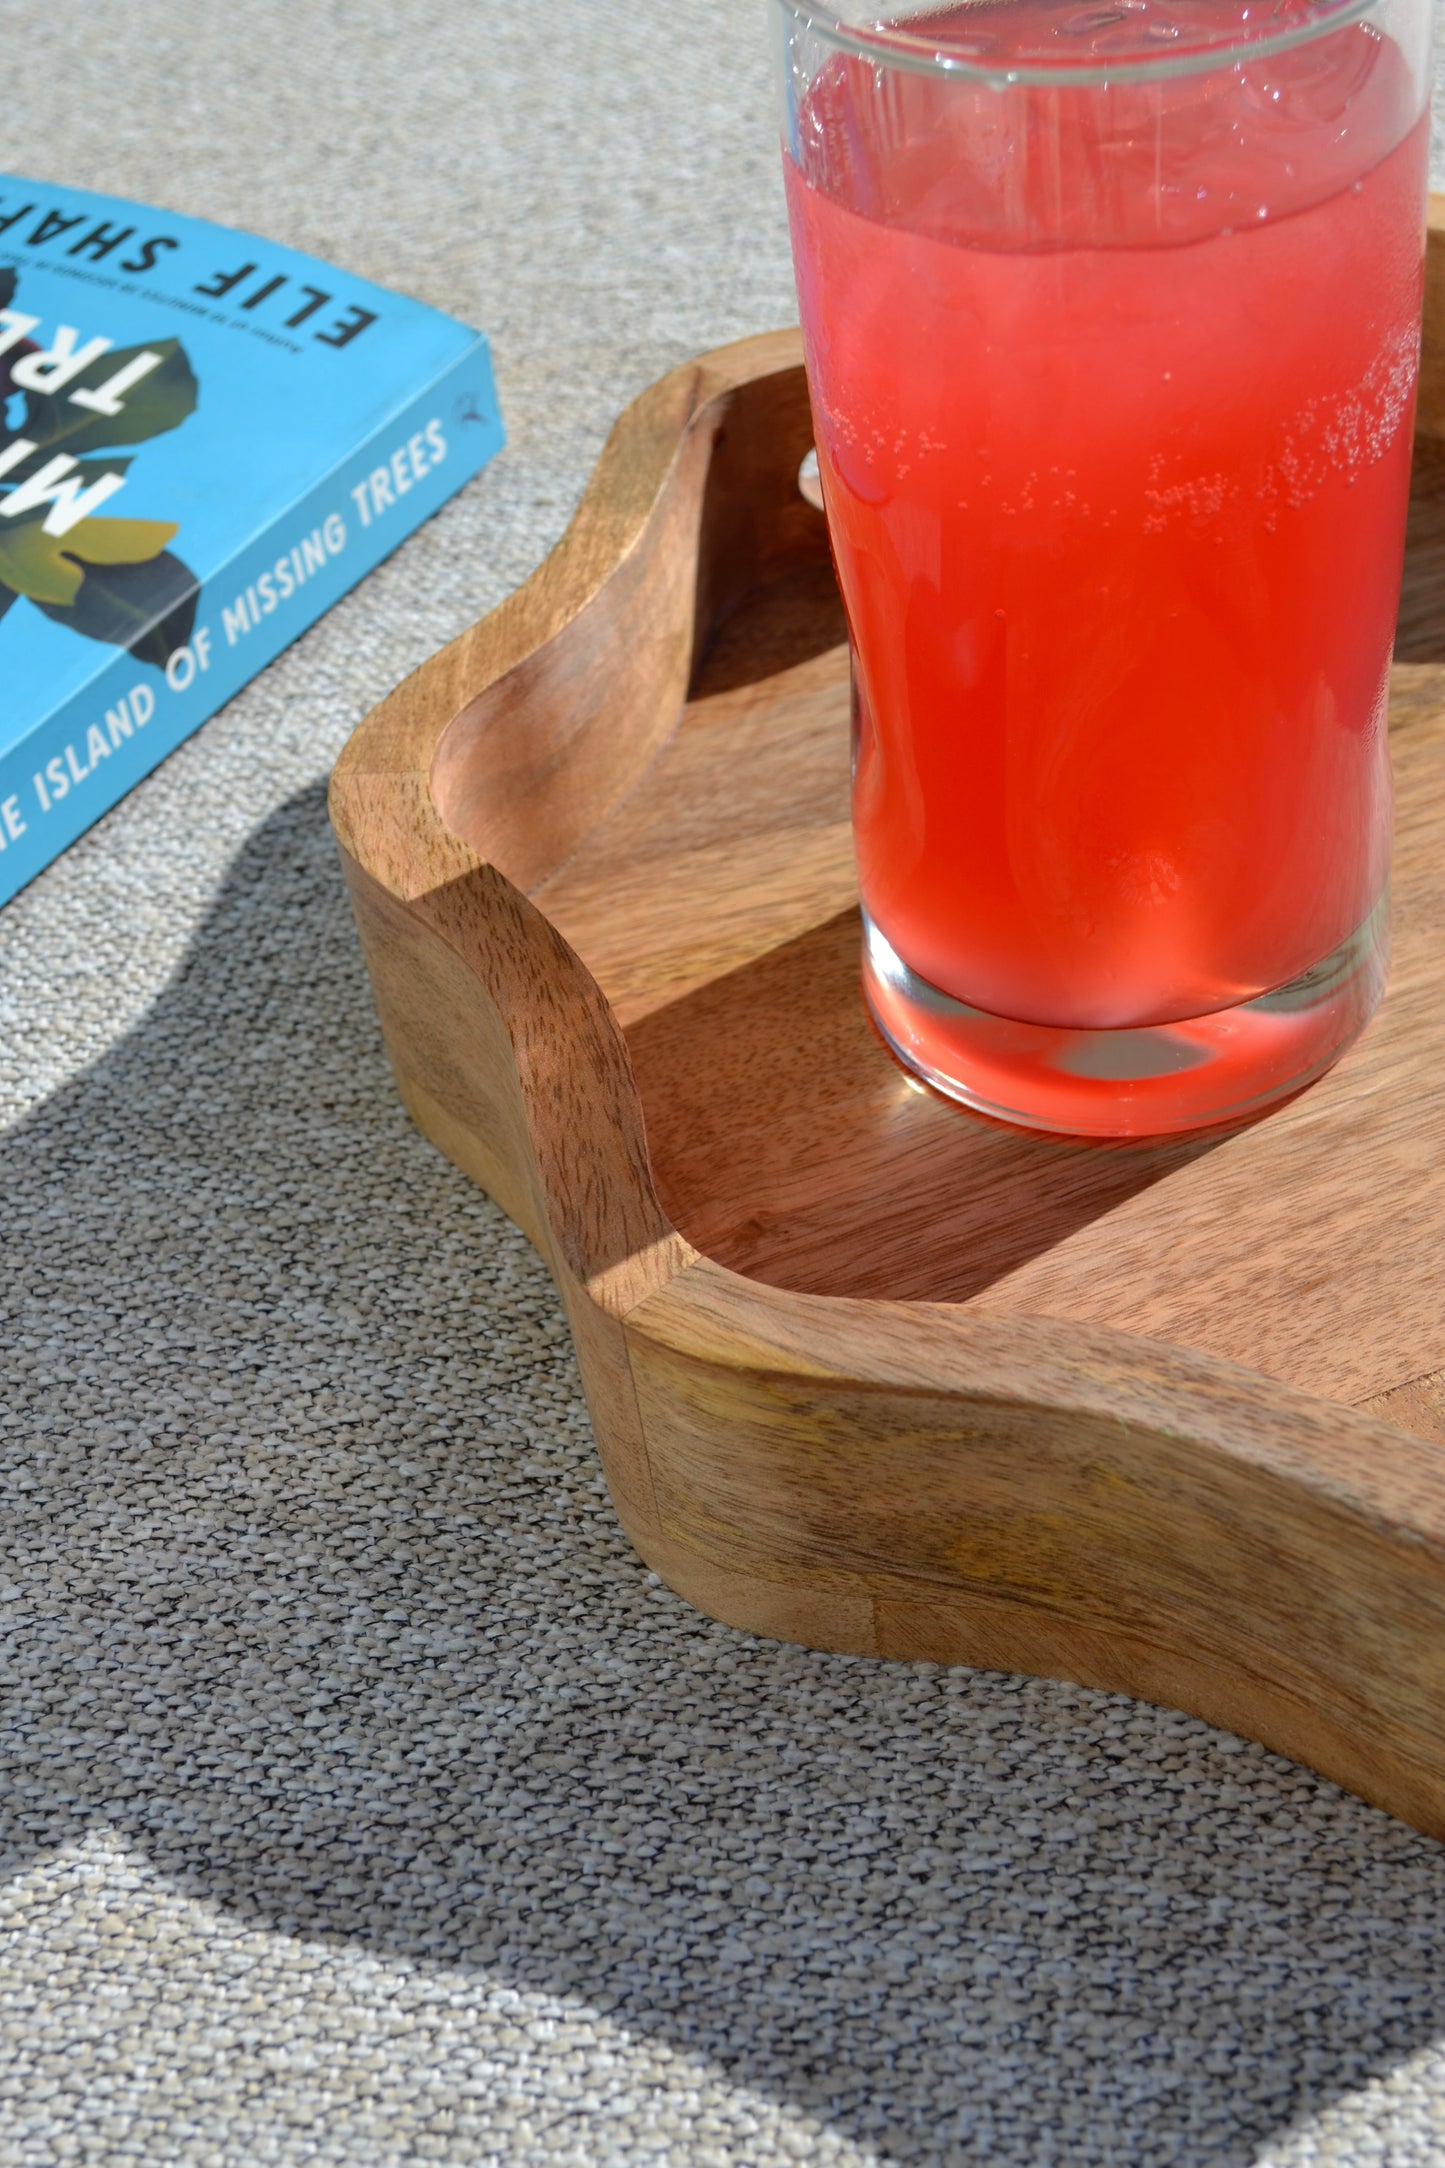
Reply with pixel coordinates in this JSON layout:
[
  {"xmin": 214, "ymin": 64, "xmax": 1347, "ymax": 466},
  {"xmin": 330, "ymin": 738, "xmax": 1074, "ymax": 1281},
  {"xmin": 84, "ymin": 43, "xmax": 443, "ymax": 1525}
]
[{"xmin": 5, "ymin": 4, "xmax": 1445, "ymax": 2162}]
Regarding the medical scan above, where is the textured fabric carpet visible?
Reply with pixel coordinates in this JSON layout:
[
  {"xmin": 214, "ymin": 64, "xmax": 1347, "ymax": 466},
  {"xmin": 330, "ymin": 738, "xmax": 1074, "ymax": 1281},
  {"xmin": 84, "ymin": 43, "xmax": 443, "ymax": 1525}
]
[{"xmin": 5, "ymin": 4, "xmax": 1445, "ymax": 2162}]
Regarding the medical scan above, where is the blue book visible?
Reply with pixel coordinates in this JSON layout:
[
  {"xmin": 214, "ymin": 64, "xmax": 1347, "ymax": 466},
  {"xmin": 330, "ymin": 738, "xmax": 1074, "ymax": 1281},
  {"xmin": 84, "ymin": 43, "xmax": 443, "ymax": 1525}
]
[{"xmin": 0, "ymin": 174, "xmax": 505, "ymax": 906}]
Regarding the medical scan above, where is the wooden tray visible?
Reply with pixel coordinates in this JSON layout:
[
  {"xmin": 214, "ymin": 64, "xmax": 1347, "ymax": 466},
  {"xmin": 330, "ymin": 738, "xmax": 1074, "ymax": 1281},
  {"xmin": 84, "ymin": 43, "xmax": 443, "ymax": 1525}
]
[{"xmin": 332, "ymin": 207, "xmax": 1445, "ymax": 1838}]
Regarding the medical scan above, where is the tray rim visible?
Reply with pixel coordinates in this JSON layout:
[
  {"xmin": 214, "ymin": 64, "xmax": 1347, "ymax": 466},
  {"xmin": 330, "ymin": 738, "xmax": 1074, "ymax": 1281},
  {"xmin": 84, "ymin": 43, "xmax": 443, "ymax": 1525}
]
[{"xmin": 330, "ymin": 212, "xmax": 1445, "ymax": 1836}]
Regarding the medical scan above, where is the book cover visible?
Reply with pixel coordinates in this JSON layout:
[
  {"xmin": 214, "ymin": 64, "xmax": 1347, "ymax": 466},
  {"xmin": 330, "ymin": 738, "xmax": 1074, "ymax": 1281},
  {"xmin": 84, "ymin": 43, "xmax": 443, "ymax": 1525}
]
[{"xmin": 0, "ymin": 175, "xmax": 505, "ymax": 906}]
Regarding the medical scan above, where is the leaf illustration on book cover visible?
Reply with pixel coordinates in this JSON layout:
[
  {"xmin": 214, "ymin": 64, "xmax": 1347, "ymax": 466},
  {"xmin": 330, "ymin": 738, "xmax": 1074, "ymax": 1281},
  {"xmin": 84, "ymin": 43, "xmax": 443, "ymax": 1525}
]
[
  {"xmin": 0, "ymin": 507, "xmax": 178, "ymax": 608},
  {"xmin": 0, "ymin": 278, "xmax": 200, "ymax": 662},
  {"xmin": 35, "ymin": 551, "xmax": 198, "ymax": 667}
]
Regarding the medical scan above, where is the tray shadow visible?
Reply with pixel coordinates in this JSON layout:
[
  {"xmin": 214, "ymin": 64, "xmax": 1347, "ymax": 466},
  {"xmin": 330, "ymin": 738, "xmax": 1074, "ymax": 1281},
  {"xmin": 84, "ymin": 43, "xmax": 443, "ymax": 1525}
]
[{"xmin": 4, "ymin": 783, "xmax": 1445, "ymax": 2166}]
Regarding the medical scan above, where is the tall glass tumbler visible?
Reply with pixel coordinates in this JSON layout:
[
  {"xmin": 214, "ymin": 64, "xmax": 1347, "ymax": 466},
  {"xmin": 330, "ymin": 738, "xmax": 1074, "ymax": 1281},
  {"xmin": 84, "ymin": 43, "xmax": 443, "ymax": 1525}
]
[{"xmin": 775, "ymin": 0, "xmax": 1431, "ymax": 1135}]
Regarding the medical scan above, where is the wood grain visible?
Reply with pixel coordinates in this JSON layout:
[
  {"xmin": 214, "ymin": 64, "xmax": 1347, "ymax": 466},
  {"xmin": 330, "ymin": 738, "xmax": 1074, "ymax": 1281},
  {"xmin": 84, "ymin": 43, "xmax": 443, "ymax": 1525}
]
[{"xmin": 331, "ymin": 204, "xmax": 1445, "ymax": 1836}]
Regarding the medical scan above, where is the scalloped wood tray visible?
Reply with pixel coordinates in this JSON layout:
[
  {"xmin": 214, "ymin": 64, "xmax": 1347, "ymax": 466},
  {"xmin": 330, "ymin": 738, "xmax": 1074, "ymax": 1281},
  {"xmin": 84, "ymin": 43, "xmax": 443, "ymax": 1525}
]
[{"xmin": 332, "ymin": 207, "xmax": 1445, "ymax": 1837}]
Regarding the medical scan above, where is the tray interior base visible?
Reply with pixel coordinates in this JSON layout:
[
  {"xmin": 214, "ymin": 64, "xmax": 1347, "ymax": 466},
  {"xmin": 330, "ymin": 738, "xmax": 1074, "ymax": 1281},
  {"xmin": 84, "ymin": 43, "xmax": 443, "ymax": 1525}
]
[{"xmin": 531, "ymin": 470, "xmax": 1445, "ymax": 1435}]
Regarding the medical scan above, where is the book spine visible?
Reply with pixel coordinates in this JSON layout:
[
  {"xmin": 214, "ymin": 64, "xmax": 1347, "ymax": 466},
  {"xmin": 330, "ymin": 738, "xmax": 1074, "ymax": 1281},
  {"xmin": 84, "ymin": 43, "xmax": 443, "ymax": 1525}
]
[{"xmin": 0, "ymin": 337, "xmax": 505, "ymax": 909}]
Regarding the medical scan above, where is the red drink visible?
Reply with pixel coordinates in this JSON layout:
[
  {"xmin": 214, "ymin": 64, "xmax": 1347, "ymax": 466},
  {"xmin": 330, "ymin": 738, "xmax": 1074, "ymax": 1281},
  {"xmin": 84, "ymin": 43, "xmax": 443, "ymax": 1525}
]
[{"xmin": 782, "ymin": 0, "xmax": 1429, "ymax": 1131}]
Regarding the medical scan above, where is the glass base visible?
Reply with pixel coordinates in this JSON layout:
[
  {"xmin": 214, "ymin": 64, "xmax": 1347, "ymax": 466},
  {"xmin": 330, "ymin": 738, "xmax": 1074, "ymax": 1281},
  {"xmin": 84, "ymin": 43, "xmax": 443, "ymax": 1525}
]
[{"xmin": 862, "ymin": 901, "xmax": 1389, "ymax": 1138}]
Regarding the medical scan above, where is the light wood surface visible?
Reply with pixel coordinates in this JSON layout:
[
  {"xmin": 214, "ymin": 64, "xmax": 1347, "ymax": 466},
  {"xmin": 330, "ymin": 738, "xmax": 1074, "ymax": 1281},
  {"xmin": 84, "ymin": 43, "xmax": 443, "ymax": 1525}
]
[{"xmin": 331, "ymin": 201, "xmax": 1445, "ymax": 1836}]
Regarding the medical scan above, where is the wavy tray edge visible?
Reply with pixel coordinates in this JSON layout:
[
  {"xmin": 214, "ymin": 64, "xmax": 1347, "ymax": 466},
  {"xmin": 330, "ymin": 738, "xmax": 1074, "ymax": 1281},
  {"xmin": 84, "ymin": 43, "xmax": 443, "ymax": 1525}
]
[{"xmin": 331, "ymin": 244, "xmax": 1445, "ymax": 1835}]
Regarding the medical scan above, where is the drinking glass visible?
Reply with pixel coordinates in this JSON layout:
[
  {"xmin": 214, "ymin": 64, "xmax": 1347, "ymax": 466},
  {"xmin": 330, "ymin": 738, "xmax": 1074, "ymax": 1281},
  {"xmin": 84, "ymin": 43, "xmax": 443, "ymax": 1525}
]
[{"xmin": 774, "ymin": 0, "xmax": 1431, "ymax": 1134}]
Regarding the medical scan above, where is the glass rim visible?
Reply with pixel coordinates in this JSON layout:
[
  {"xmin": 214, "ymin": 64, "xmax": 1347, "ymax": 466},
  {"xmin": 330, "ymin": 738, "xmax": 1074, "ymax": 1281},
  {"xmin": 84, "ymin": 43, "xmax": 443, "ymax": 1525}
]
[{"xmin": 772, "ymin": 0, "xmax": 1381, "ymax": 86}]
